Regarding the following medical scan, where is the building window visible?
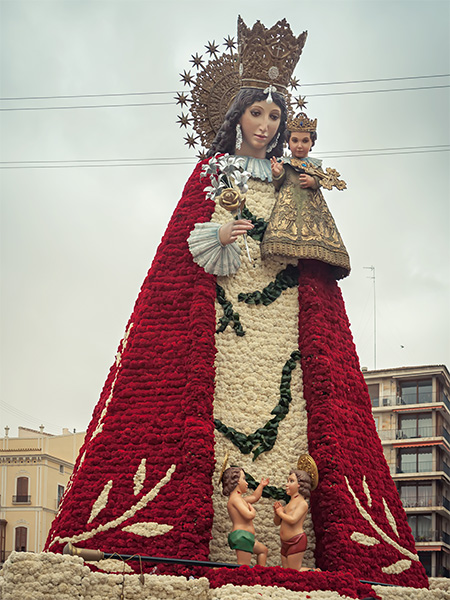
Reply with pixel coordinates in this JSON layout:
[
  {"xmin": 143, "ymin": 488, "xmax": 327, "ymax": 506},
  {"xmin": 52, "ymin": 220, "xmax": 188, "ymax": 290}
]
[
  {"xmin": 408, "ymin": 514, "xmax": 432, "ymax": 542},
  {"xmin": 57, "ymin": 485, "xmax": 65, "ymax": 507},
  {"xmin": 399, "ymin": 483, "xmax": 432, "ymax": 508},
  {"xmin": 59, "ymin": 465, "xmax": 64, "ymax": 474},
  {"xmin": 14, "ymin": 527, "xmax": 27, "ymax": 552},
  {"xmin": 398, "ymin": 413, "xmax": 432, "ymax": 439},
  {"xmin": 399, "ymin": 448, "xmax": 432, "ymax": 473},
  {"xmin": 400, "ymin": 379, "xmax": 432, "ymax": 405},
  {"xmin": 418, "ymin": 551, "xmax": 432, "ymax": 577},
  {"xmin": 367, "ymin": 384, "xmax": 379, "ymax": 407},
  {"xmin": 14, "ymin": 477, "xmax": 30, "ymax": 503}
]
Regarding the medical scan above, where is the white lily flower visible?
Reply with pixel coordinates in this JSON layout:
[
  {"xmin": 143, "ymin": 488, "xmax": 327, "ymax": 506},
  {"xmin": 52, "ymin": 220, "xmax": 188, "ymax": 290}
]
[{"xmin": 200, "ymin": 156, "xmax": 220, "ymax": 178}]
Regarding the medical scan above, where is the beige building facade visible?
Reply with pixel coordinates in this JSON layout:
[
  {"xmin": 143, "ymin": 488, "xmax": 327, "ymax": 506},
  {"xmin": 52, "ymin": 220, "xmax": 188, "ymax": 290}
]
[
  {"xmin": 0, "ymin": 426, "xmax": 85, "ymax": 562},
  {"xmin": 364, "ymin": 364, "xmax": 450, "ymax": 578}
]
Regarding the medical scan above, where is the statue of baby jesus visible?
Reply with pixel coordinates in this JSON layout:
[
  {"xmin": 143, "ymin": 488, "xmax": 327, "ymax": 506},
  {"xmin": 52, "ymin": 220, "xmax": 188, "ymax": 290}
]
[
  {"xmin": 273, "ymin": 469, "xmax": 312, "ymax": 570},
  {"xmin": 221, "ymin": 466, "xmax": 269, "ymax": 566}
]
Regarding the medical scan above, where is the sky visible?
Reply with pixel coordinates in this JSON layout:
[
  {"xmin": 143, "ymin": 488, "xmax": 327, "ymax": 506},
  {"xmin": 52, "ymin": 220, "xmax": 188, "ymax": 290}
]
[{"xmin": 1, "ymin": 0, "xmax": 449, "ymax": 437}]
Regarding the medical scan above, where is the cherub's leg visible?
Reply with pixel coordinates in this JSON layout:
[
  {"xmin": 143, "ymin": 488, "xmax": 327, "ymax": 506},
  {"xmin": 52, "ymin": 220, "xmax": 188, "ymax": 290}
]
[
  {"xmin": 235, "ymin": 550, "xmax": 252, "ymax": 565},
  {"xmin": 286, "ymin": 550, "xmax": 305, "ymax": 570},
  {"xmin": 253, "ymin": 540, "xmax": 268, "ymax": 566},
  {"xmin": 280, "ymin": 553, "xmax": 287, "ymax": 568}
]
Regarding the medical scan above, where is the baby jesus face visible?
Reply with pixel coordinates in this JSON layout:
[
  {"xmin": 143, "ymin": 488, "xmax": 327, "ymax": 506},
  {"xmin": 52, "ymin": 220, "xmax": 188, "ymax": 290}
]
[{"xmin": 289, "ymin": 132, "xmax": 313, "ymax": 159}]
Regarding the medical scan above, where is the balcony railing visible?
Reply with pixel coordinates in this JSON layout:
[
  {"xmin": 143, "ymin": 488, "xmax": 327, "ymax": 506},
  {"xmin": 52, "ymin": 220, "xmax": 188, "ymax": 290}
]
[
  {"xmin": 401, "ymin": 495, "xmax": 450, "ymax": 509},
  {"xmin": 371, "ymin": 391, "xmax": 450, "ymax": 408},
  {"xmin": 12, "ymin": 495, "xmax": 31, "ymax": 504},
  {"xmin": 397, "ymin": 462, "xmax": 433, "ymax": 474},
  {"xmin": 412, "ymin": 529, "xmax": 450, "ymax": 544},
  {"xmin": 377, "ymin": 426, "xmax": 450, "ymax": 442}
]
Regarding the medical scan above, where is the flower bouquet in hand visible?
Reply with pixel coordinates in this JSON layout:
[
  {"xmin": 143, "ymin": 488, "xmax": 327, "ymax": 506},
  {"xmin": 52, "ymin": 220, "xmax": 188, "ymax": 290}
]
[{"xmin": 201, "ymin": 154, "xmax": 252, "ymax": 261}]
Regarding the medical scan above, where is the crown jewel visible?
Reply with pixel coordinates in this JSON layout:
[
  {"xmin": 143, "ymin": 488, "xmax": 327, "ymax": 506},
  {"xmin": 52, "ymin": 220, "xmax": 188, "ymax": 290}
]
[
  {"xmin": 287, "ymin": 112, "xmax": 317, "ymax": 132},
  {"xmin": 177, "ymin": 17, "xmax": 308, "ymax": 156}
]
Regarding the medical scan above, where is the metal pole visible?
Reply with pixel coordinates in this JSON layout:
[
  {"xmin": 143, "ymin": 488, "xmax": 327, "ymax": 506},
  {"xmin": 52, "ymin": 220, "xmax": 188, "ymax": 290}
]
[{"xmin": 364, "ymin": 266, "xmax": 376, "ymax": 369}]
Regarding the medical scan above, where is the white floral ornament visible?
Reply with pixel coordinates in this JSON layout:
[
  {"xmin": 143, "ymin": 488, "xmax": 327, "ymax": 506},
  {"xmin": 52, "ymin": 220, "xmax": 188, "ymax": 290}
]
[
  {"xmin": 88, "ymin": 480, "xmax": 113, "ymax": 524},
  {"xmin": 49, "ymin": 463, "xmax": 176, "ymax": 548},
  {"xmin": 133, "ymin": 458, "xmax": 147, "ymax": 495},
  {"xmin": 345, "ymin": 476, "xmax": 418, "ymax": 575}
]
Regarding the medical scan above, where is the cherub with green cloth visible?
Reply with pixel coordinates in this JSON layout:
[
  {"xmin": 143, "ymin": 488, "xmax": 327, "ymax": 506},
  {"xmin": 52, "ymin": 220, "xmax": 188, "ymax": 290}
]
[{"xmin": 221, "ymin": 466, "xmax": 269, "ymax": 566}]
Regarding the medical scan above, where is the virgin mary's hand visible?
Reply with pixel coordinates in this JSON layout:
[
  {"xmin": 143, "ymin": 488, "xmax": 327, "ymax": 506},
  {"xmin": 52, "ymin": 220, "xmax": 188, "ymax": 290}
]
[{"xmin": 219, "ymin": 219, "xmax": 254, "ymax": 246}]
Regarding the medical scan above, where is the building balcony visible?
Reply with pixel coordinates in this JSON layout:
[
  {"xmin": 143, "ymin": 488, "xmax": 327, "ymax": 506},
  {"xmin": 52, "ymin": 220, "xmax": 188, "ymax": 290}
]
[
  {"xmin": 372, "ymin": 392, "xmax": 450, "ymax": 411},
  {"xmin": 397, "ymin": 461, "xmax": 434, "ymax": 474},
  {"xmin": 394, "ymin": 462, "xmax": 450, "ymax": 482},
  {"xmin": 378, "ymin": 426, "xmax": 450, "ymax": 442},
  {"xmin": 401, "ymin": 495, "xmax": 450, "ymax": 510},
  {"xmin": 413, "ymin": 530, "xmax": 450, "ymax": 546},
  {"xmin": 12, "ymin": 495, "xmax": 31, "ymax": 504}
]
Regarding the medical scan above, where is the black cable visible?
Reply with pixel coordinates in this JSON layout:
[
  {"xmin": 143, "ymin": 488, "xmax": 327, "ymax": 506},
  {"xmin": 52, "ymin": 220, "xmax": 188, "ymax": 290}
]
[
  {"xmin": 1, "ymin": 147, "xmax": 449, "ymax": 169},
  {"xmin": 1, "ymin": 85, "xmax": 449, "ymax": 111},
  {"xmin": 1, "ymin": 74, "xmax": 448, "ymax": 101},
  {"xmin": 0, "ymin": 101, "xmax": 174, "ymax": 112}
]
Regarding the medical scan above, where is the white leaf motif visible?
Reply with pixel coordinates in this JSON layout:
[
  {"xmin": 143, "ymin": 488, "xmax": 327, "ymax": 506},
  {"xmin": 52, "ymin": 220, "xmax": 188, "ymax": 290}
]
[
  {"xmin": 49, "ymin": 464, "xmax": 176, "ymax": 548},
  {"xmin": 88, "ymin": 480, "xmax": 113, "ymax": 524},
  {"xmin": 350, "ymin": 532, "xmax": 380, "ymax": 546},
  {"xmin": 345, "ymin": 476, "xmax": 418, "ymax": 562},
  {"xmin": 122, "ymin": 522, "xmax": 173, "ymax": 538},
  {"xmin": 381, "ymin": 559, "xmax": 412, "ymax": 574},
  {"xmin": 383, "ymin": 497, "xmax": 399, "ymax": 537},
  {"xmin": 133, "ymin": 458, "xmax": 147, "ymax": 496},
  {"xmin": 363, "ymin": 476, "xmax": 372, "ymax": 508}
]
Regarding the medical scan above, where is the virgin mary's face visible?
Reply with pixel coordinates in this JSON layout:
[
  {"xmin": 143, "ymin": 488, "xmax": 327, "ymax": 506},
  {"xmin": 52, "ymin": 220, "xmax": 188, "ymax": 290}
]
[{"xmin": 236, "ymin": 100, "xmax": 281, "ymax": 159}]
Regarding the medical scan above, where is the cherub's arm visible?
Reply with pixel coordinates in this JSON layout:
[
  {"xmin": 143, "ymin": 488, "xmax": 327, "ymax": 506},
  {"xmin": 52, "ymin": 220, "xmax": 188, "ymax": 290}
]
[
  {"xmin": 273, "ymin": 501, "xmax": 282, "ymax": 526},
  {"xmin": 230, "ymin": 495, "xmax": 256, "ymax": 519},
  {"xmin": 245, "ymin": 478, "xmax": 269, "ymax": 505},
  {"xmin": 274, "ymin": 499, "xmax": 308, "ymax": 525}
]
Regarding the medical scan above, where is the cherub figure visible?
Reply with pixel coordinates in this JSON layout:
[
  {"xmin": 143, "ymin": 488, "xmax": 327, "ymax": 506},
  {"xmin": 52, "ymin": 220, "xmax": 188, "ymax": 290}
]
[
  {"xmin": 221, "ymin": 466, "xmax": 269, "ymax": 566},
  {"xmin": 273, "ymin": 469, "xmax": 312, "ymax": 570}
]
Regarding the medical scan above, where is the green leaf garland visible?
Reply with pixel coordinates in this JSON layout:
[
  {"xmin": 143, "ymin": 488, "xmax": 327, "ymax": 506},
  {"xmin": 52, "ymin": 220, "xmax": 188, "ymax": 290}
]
[
  {"xmin": 214, "ymin": 350, "xmax": 301, "ymax": 460},
  {"xmin": 216, "ymin": 284, "xmax": 245, "ymax": 336},
  {"xmin": 245, "ymin": 471, "xmax": 289, "ymax": 503},
  {"xmin": 239, "ymin": 206, "xmax": 268, "ymax": 242},
  {"xmin": 238, "ymin": 264, "xmax": 299, "ymax": 306}
]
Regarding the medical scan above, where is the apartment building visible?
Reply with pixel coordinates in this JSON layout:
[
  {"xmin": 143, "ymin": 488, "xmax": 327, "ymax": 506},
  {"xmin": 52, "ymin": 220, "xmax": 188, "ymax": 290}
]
[
  {"xmin": 364, "ymin": 364, "xmax": 450, "ymax": 577},
  {"xmin": 0, "ymin": 426, "xmax": 85, "ymax": 562}
]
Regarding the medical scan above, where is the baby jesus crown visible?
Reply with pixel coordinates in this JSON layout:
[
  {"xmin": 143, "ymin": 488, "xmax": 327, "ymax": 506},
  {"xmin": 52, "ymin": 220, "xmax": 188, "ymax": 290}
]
[{"xmin": 287, "ymin": 112, "xmax": 317, "ymax": 132}]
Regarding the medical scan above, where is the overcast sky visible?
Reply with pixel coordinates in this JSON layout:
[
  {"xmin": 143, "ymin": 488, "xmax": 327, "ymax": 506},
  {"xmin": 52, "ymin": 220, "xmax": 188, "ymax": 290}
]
[{"xmin": 1, "ymin": 0, "xmax": 449, "ymax": 437}]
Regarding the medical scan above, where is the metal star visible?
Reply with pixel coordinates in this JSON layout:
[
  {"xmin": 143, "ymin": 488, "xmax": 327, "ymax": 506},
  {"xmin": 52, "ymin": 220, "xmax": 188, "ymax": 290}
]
[
  {"xmin": 295, "ymin": 95, "xmax": 308, "ymax": 110},
  {"xmin": 190, "ymin": 53, "xmax": 204, "ymax": 69},
  {"xmin": 175, "ymin": 92, "xmax": 190, "ymax": 106},
  {"xmin": 196, "ymin": 150, "xmax": 208, "ymax": 160},
  {"xmin": 205, "ymin": 40, "xmax": 220, "ymax": 57},
  {"xmin": 223, "ymin": 35, "xmax": 236, "ymax": 51},
  {"xmin": 177, "ymin": 113, "xmax": 191, "ymax": 128},
  {"xmin": 184, "ymin": 133, "xmax": 198, "ymax": 148},
  {"xmin": 180, "ymin": 70, "xmax": 194, "ymax": 86},
  {"xmin": 289, "ymin": 77, "xmax": 300, "ymax": 90}
]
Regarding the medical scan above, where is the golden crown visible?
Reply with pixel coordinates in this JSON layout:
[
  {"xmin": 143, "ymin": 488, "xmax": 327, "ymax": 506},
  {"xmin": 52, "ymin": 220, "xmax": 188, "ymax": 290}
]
[
  {"xmin": 176, "ymin": 17, "xmax": 309, "ymax": 157},
  {"xmin": 238, "ymin": 17, "xmax": 307, "ymax": 94},
  {"xmin": 287, "ymin": 112, "xmax": 317, "ymax": 132}
]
